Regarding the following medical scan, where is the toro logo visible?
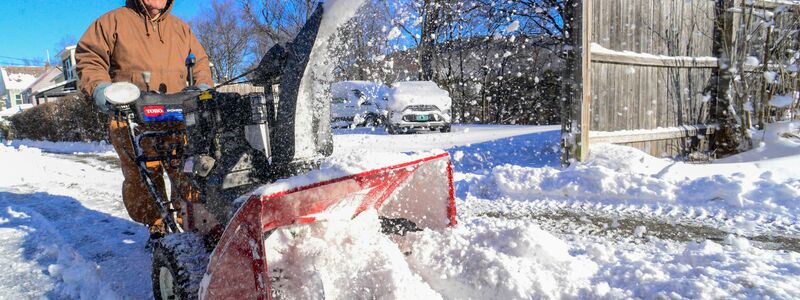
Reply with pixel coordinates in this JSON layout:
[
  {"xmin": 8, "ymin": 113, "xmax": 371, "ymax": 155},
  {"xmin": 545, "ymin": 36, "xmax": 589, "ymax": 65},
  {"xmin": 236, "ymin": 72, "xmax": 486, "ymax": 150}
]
[{"xmin": 143, "ymin": 106, "xmax": 165, "ymax": 117}]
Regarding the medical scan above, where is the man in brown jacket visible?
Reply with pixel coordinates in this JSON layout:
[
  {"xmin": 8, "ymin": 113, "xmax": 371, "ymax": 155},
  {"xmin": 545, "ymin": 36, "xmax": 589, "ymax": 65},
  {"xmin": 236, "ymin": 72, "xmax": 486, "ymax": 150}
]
[{"xmin": 76, "ymin": 0, "xmax": 213, "ymax": 230}]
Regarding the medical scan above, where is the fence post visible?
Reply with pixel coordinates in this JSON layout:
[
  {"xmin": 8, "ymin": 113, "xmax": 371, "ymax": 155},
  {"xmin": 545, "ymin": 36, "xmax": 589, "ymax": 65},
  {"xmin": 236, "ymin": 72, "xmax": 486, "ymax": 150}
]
[
  {"xmin": 709, "ymin": 0, "xmax": 740, "ymax": 155},
  {"xmin": 561, "ymin": 0, "xmax": 592, "ymax": 166}
]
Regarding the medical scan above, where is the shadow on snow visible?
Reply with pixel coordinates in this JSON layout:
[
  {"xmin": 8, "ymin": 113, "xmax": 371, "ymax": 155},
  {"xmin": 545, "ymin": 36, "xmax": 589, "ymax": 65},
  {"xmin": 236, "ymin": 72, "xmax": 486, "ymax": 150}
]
[{"xmin": 0, "ymin": 191, "xmax": 152, "ymax": 299}]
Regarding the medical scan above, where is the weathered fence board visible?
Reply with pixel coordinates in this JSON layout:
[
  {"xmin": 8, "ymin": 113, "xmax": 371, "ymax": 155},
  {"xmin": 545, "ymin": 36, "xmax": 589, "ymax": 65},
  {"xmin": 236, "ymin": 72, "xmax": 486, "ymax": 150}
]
[{"xmin": 563, "ymin": 0, "xmax": 720, "ymax": 161}]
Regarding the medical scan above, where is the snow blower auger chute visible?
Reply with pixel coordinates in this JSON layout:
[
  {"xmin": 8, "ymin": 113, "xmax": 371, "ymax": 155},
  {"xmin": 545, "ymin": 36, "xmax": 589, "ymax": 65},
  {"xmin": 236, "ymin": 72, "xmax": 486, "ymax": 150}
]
[
  {"xmin": 202, "ymin": 153, "xmax": 456, "ymax": 299},
  {"xmin": 105, "ymin": 3, "xmax": 456, "ymax": 300}
]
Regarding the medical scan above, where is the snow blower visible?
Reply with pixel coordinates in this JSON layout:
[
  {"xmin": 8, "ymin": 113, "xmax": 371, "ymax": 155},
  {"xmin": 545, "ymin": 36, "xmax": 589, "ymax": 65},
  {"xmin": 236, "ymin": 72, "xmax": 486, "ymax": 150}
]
[{"xmin": 105, "ymin": 4, "xmax": 456, "ymax": 299}]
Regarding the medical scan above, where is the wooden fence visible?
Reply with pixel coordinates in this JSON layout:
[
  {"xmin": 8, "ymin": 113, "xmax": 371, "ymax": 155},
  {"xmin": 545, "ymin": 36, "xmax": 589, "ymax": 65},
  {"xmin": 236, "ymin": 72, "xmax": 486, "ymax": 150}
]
[
  {"xmin": 216, "ymin": 83, "xmax": 265, "ymax": 94},
  {"xmin": 561, "ymin": 0, "xmax": 800, "ymax": 164}
]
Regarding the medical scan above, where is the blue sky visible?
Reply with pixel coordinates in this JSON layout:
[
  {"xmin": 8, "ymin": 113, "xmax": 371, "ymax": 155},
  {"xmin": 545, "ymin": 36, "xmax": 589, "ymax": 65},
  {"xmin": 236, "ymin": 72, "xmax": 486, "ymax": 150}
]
[{"xmin": 0, "ymin": 0, "xmax": 204, "ymax": 66}]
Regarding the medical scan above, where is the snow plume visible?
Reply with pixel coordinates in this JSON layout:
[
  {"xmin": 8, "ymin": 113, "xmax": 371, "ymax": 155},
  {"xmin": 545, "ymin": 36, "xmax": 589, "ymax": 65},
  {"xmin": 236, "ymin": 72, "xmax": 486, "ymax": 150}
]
[
  {"xmin": 387, "ymin": 26, "xmax": 402, "ymax": 40},
  {"xmin": 504, "ymin": 20, "xmax": 521, "ymax": 33},
  {"xmin": 294, "ymin": 0, "xmax": 368, "ymax": 159}
]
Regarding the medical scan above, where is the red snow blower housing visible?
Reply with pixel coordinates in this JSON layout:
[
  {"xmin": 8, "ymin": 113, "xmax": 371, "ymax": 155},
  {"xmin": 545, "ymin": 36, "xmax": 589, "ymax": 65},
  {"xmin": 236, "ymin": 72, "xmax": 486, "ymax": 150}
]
[{"xmin": 108, "ymin": 4, "xmax": 456, "ymax": 299}]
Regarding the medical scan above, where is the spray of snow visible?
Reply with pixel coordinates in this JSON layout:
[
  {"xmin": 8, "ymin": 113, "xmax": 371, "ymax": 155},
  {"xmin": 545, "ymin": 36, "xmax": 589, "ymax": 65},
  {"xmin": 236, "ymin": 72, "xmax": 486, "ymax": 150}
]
[
  {"xmin": 504, "ymin": 20, "xmax": 520, "ymax": 34},
  {"xmin": 387, "ymin": 27, "xmax": 402, "ymax": 40},
  {"xmin": 294, "ymin": 0, "xmax": 368, "ymax": 158}
]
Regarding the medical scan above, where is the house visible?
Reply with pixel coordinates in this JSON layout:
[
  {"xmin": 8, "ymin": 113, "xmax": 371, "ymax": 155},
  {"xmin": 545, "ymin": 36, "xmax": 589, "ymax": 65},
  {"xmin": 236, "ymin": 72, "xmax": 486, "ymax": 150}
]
[
  {"xmin": 0, "ymin": 66, "xmax": 45, "ymax": 111},
  {"xmin": 22, "ymin": 46, "xmax": 79, "ymax": 105}
]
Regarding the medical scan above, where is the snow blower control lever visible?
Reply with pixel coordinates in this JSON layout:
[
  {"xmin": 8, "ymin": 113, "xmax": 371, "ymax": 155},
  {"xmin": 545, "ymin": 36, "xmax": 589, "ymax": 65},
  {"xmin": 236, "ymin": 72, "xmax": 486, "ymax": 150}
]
[{"xmin": 185, "ymin": 53, "xmax": 196, "ymax": 87}]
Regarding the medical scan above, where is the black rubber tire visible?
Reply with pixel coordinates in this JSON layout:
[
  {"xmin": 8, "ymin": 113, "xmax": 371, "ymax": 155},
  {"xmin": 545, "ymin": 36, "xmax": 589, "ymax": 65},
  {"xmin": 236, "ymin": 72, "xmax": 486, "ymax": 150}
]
[
  {"xmin": 387, "ymin": 125, "xmax": 397, "ymax": 135},
  {"xmin": 440, "ymin": 124, "xmax": 452, "ymax": 133},
  {"xmin": 151, "ymin": 233, "xmax": 210, "ymax": 300},
  {"xmin": 363, "ymin": 116, "xmax": 376, "ymax": 127}
]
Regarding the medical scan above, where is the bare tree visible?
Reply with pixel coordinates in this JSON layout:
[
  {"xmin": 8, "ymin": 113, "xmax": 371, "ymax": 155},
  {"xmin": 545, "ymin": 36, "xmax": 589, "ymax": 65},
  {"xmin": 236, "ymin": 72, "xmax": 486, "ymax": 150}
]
[
  {"xmin": 192, "ymin": 0, "xmax": 252, "ymax": 82},
  {"xmin": 727, "ymin": 2, "xmax": 799, "ymax": 138},
  {"xmin": 240, "ymin": 0, "xmax": 318, "ymax": 58}
]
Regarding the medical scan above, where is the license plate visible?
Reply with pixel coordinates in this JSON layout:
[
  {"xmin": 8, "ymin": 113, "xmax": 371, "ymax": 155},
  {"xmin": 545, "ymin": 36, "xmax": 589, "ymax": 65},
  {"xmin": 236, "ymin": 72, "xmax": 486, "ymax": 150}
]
[{"xmin": 415, "ymin": 115, "xmax": 429, "ymax": 121}]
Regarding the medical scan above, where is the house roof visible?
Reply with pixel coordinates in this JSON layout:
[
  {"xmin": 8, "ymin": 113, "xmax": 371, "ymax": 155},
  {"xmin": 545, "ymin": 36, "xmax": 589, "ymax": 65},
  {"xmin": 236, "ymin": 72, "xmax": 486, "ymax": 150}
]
[
  {"xmin": 58, "ymin": 45, "xmax": 77, "ymax": 59},
  {"xmin": 26, "ymin": 67, "xmax": 63, "ymax": 94},
  {"xmin": 1, "ymin": 66, "xmax": 46, "ymax": 91}
]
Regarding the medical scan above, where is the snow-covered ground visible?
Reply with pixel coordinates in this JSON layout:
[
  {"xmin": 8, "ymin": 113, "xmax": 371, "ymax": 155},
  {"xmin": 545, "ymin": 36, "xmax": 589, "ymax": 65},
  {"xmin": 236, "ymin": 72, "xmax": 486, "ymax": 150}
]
[{"xmin": 1, "ymin": 123, "xmax": 799, "ymax": 299}]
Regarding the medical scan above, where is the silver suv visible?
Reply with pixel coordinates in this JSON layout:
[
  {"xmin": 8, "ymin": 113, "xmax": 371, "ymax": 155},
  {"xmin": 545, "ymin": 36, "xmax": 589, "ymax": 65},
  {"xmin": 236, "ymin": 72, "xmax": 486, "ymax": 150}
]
[{"xmin": 386, "ymin": 81, "xmax": 452, "ymax": 134}]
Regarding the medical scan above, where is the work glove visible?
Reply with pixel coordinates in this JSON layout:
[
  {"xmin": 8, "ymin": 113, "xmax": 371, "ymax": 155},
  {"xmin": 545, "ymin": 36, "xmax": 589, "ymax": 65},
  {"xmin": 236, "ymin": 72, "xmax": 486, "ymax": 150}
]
[
  {"xmin": 93, "ymin": 82, "xmax": 112, "ymax": 113},
  {"xmin": 94, "ymin": 82, "xmax": 141, "ymax": 113}
]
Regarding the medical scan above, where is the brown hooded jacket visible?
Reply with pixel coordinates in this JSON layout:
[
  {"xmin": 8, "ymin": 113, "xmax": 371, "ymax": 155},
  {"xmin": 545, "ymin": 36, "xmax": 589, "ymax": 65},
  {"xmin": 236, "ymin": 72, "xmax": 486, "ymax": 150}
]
[{"xmin": 76, "ymin": 0, "xmax": 213, "ymax": 98}]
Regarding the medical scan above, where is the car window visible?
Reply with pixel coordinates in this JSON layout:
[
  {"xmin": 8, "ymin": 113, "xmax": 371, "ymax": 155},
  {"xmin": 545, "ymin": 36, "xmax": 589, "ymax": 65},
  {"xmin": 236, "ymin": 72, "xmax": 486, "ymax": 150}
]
[
  {"xmin": 332, "ymin": 97, "xmax": 347, "ymax": 104},
  {"xmin": 351, "ymin": 89, "xmax": 365, "ymax": 99}
]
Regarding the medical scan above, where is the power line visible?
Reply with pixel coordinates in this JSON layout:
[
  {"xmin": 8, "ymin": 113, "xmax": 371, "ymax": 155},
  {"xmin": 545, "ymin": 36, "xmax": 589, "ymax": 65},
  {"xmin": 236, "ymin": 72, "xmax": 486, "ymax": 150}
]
[
  {"xmin": 0, "ymin": 55, "xmax": 30, "ymax": 62},
  {"xmin": 0, "ymin": 61, "xmax": 35, "ymax": 67}
]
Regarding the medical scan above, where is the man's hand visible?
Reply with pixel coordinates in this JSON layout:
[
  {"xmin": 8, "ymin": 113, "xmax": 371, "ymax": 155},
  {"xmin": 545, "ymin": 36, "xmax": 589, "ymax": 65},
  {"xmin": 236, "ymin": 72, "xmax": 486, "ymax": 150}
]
[
  {"xmin": 93, "ymin": 82, "xmax": 112, "ymax": 113},
  {"xmin": 94, "ymin": 82, "xmax": 141, "ymax": 113}
]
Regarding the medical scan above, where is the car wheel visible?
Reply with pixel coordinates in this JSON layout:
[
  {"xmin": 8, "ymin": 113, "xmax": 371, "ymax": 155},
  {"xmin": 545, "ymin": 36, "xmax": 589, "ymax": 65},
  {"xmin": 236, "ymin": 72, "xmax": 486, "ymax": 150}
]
[
  {"xmin": 387, "ymin": 125, "xmax": 397, "ymax": 135},
  {"xmin": 440, "ymin": 124, "xmax": 451, "ymax": 133},
  {"xmin": 364, "ymin": 115, "xmax": 377, "ymax": 127}
]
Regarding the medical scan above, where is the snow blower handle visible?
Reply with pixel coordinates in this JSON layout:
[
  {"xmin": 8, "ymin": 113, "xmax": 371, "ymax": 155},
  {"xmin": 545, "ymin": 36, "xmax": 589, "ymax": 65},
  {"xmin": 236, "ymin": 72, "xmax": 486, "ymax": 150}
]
[{"xmin": 185, "ymin": 53, "xmax": 196, "ymax": 87}]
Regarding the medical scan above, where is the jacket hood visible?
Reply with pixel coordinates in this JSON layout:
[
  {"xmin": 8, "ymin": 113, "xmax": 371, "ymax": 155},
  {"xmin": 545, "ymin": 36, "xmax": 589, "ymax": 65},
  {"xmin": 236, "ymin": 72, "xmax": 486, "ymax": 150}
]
[
  {"xmin": 125, "ymin": 0, "xmax": 175, "ymax": 42},
  {"xmin": 126, "ymin": 0, "xmax": 174, "ymax": 21}
]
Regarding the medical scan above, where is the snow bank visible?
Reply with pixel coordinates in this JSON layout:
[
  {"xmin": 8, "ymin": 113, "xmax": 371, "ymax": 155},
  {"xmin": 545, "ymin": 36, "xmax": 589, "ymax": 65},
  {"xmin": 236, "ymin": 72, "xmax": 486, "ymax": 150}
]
[
  {"xmin": 581, "ymin": 235, "xmax": 800, "ymax": 299},
  {"xmin": 769, "ymin": 94, "xmax": 795, "ymax": 108},
  {"xmin": 388, "ymin": 81, "xmax": 452, "ymax": 111},
  {"xmin": 401, "ymin": 218, "xmax": 597, "ymax": 299},
  {"xmin": 464, "ymin": 123, "xmax": 800, "ymax": 235},
  {"xmin": 5, "ymin": 139, "xmax": 115, "ymax": 155},
  {"xmin": 265, "ymin": 211, "xmax": 598, "ymax": 299},
  {"xmin": 719, "ymin": 121, "xmax": 800, "ymax": 163},
  {"xmin": 0, "ymin": 195, "xmax": 118, "ymax": 299}
]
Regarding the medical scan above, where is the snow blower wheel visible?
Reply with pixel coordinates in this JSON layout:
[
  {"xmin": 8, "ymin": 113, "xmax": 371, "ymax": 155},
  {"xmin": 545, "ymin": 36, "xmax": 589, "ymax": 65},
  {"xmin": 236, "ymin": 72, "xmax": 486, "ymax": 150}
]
[{"xmin": 151, "ymin": 233, "xmax": 210, "ymax": 300}]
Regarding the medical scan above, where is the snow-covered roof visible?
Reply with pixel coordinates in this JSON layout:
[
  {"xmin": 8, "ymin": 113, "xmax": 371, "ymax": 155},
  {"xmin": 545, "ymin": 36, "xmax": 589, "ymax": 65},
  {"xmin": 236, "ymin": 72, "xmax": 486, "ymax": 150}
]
[
  {"xmin": 1, "ymin": 66, "xmax": 45, "ymax": 91},
  {"xmin": 388, "ymin": 81, "xmax": 452, "ymax": 111}
]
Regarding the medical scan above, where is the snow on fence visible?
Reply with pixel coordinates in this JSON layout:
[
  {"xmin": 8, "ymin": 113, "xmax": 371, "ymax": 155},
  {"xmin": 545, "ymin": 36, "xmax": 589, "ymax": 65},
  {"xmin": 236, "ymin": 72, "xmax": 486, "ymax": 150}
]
[{"xmin": 560, "ymin": 0, "xmax": 799, "ymax": 165}]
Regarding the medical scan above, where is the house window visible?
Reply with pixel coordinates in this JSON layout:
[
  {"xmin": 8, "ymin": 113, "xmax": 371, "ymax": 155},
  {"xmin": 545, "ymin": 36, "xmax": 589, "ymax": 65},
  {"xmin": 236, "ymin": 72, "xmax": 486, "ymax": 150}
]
[
  {"xmin": 63, "ymin": 58, "xmax": 74, "ymax": 81},
  {"xmin": 15, "ymin": 94, "xmax": 22, "ymax": 105}
]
